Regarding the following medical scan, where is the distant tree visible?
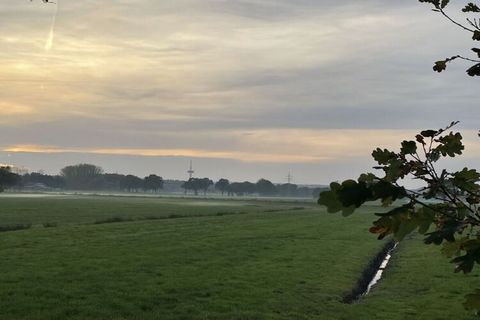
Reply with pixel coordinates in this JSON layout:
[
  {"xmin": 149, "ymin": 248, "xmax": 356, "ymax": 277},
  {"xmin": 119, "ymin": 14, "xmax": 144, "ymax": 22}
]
[
  {"xmin": 182, "ymin": 179, "xmax": 197, "ymax": 195},
  {"xmin": 103, "ymin": 173, "xmax": 126, "ymax": 191},
  {"xmin": 242, "ymin": 181, "xmax": 257, "ymax": 195},
  {"xmin": 200, "ymin": 178, "xmax": 214, "ymax": 195},
  {"xmin": 419, "ymin": 0, "xmax": 480, "ymax": 76},
  {"xmin": 182, "ymin": 178, "xmax": 213, "ymax": 196},
  {"xmin": 296, "ymin": 186, "xmax": 315, "ymax": 198},
  {"xmin": 256, "ymin": 179, "xmax": 278, "ymax": 196},
  {"xmin": 215, "ymin": 178, "xmax": 230, "ymax": 195},
  {"xmin": 0, "ymin": 167, "xmax": 20, "ymax": 192},
  {"xmin": 181, "ymin": 180, "xmax": 189, "ymax": 194},
  {"xmin": 60, "ymin": 164, "xmax": 104, "ymax": 190},
  {"xmin": 277, "ymin": 183, "xmax": 298, "ymax": 197},
  {"xmin": 229, "ymin": 181, "xmax": 256, "ymax": 196},
  {"xmin": 121, "ymin": 174, "xmax": 144, "ymax": 193},
  {"xmin": 22, "ymin": 172, "xmax": 65, "ymax": 189},
  {"xmin": 143, "ymin": 174, "xmax": 164, "ymax": 193},
  {"xmin": 228, "ymin": 182, "xmax": 242, "ymax": 196}
]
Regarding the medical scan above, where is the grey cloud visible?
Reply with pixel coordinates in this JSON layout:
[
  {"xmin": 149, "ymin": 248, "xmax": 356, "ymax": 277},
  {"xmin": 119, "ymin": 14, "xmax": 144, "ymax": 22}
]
[{"xmin": 1, "ymin": 0, "xmax": 478, "ymax": 183}]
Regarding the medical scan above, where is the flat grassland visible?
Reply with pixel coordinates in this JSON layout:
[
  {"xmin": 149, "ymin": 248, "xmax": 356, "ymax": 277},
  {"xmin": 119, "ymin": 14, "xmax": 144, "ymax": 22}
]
[{"xmin": 0, "ymin": 195, "xmax": 477, "ymax": 320}]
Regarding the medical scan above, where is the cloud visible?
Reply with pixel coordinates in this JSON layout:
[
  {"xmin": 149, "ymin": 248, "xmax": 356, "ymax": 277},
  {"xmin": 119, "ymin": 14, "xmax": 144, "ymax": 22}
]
[
  {"xmin": 5, "ymin": 128, "xmax": 479, "ymax": 163},
  {"xmin": 2, "ymin": 144, "xmax": 326, "ymax": 163},
  {"xmin": 0, "ymin": 0, "xmax": 478, "ymax": 181},
  {"xmin": 0, "ymin": 102, "xmax": 34, "ymax": 116}
]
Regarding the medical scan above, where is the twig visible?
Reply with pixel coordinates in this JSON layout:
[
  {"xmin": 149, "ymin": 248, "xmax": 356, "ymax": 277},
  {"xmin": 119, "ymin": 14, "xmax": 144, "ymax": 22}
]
[{"xmin": 439, "ymin": 8, "xmax": 476, "ymax": 33}]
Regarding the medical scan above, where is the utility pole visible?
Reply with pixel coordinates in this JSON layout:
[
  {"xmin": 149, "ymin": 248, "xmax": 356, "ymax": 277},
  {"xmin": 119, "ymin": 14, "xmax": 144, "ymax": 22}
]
[
  {"xmin": 287, "ymin": 171, "xmax": 293, "ymax": 184},
  {"xmin": 187, "ymin": 160, "xmax": 194, "ymax": 179}
]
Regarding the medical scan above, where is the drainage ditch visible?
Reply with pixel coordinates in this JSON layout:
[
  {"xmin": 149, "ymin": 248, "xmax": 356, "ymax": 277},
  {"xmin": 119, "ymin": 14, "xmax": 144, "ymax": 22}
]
[{"xmin": 342, "ymin": 240, "xmax": 397, "ymax": 304}]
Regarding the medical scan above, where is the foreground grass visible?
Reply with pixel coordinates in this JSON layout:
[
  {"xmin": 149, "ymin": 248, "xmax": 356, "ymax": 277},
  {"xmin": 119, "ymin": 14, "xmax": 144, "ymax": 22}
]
[{"xmin": 0, "ymin": 195, "xmax": 478, "ymax": 319}]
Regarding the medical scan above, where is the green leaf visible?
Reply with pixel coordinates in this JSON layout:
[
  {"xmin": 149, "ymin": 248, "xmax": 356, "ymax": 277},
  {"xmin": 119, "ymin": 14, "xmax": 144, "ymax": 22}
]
[
  {"xmin": 462, "ymin": 239, "xmax": 480, "ymax": 252},
  {"xmin": 440, "ymin": 0, "xmax": 449, "ymax": 8},
  {"xmin": 370, "ymin": 216, "xmax": 394, "ymax": 240},
  {"xmin": 394, "ymin": 218, "xmax": 418, "ymax": 241},
  {"xmin": 427, "ymin": 149, "xmax": 441, "ymax": 162},
  {"xmin": 433, "ymin": 60, "xmax": 447, "ymax": 72},
  {"xmin": 467, "ymin": 63, "xmax": 480, "ymax": 77},
  {"xmin": 452, "ymin": 168, "xmax": 480, "ymax": 192},
  {"xmin": 418, "ymin": 0, "xmax": 441, "ymax": 9},
  {"xmin": 371, "ymin": 181, "xmax": 407, "ymax": 203},
  {"xmin": 452, "ymin": 255, "xmax": 475, "ymax": 274},
  {"xmin": 375, "ymin": 204, "xmax": 412, "ymax": 217},
  {"xmin": 473, "ymin": 31, "xmax": 480, "ymax": 41},
  {"xmin": 472, "ymin": 48, "xmax": 480, "ymax": 58},
  {"xmin": 420, "ymin": 129, "xmax": 438, "ymax": 137},
  {"xmin": 416, "ymin": 134, "xmax": 425, "ymax": 144},
  {"xmin": 441, "ymin": 238, "xmax": 468, "ymax": 258},
  {"xmin": 456, "ymin": 205, "xmax": 471, "ymax": 219},
  {"xmin": 372, "ymin": 205, "xmax": 431, "ymax": 241},
  {"xmin": 384, "ymin": 158, "xmax": 405, "ymax": 182},
  {"xmin": 424, "ymin": 219, "xmax": 461, "ymax": 245},
  {"xmin": 336, "ymin": 180, "xmax": 372, "ymax": 210},
  {"xmin": 400, "ymin": 140, "xmax": 417, "ymax": 155},
  {"xmin": 318, "ymin": 182, "xmax": 356, "ymax": 216},
  {"xmin": 454, "ymin": 168, "xmax": 480, "ymax": 182},
  {"xmin": 435, "ymin": 132, "xmax": 464, "ymax": 157},
  {"xmin": 358, "ymin": 173, "xmax": 376, "ymax": 183},
  {"xmin": 463, "ymin": 3, "xmax": 480, "ymax": 12},
  {"xmin": 416, "ymin": 207, "xmax": 435, "ymax": 234},
  {"xmin": 372, "ymin": 148, "xmax": 397, "ymax": 165},
  {"xmin": 318, "ymin": 182, "xmax": 343, "ymax": 213}
]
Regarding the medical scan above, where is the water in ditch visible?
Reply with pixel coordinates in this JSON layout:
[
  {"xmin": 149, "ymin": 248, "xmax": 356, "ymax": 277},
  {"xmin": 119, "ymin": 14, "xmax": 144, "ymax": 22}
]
[{"xmin": 362, "ymin": 243, "xmax": 398, "ymax": 296}]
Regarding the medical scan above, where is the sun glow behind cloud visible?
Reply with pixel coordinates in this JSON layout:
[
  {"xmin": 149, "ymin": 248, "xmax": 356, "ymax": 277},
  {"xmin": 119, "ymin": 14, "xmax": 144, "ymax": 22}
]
[
  {"xmin": 5, "ymin": 129, "xmax": 480, "ymax": 164},
  {"xmin": 0, "ymin": 102, "xmax": 34, "ymax": 115},
  {"xmin": 3, "ymin": 144, "xmax": 326, "ymax": 163}
]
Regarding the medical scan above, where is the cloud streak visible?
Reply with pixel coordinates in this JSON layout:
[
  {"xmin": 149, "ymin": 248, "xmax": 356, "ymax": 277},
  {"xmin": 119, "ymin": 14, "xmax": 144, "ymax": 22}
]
[{"xmin": 44, "ymin": 0, "xmax": 59, "ymax": 52}]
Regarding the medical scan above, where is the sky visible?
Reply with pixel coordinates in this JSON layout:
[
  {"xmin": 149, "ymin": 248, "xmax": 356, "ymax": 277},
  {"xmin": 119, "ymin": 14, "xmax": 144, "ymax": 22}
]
[{"xmin": 0, "ymin": 0, "xmax": 478, "ymax": 184}]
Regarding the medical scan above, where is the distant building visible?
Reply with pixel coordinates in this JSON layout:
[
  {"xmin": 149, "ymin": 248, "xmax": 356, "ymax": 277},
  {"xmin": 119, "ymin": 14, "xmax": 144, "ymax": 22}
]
[{"xmin": 0, "ymin": 163, "xmax": 28, "ymax": 175}]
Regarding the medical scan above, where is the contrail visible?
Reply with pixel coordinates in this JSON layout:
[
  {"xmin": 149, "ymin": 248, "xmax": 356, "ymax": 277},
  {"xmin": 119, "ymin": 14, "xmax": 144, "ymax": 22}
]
[{"xmin": 45, "ymin": 0, "xmax": 59, "ymax": 52}]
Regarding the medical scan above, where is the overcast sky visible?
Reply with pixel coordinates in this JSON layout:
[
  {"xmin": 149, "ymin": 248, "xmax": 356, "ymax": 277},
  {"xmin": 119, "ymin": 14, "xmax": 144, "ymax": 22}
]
[{"xmin": 0, "ymin": 0, "xmax": 478, "ymax": 184}]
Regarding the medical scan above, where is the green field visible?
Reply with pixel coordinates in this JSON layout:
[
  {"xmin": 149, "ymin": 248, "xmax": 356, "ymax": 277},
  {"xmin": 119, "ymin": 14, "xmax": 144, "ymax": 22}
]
[{"xmin": 0, "ymin": 195, "xmax": 478, "ymax": 319}]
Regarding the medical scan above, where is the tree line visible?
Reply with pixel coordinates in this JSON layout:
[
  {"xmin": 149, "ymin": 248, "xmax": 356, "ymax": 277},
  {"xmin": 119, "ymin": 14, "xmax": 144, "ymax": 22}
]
[
  {"xmin": 211, "ymin": 178, "xmax": 319, "ymax": 197},
  {"xmin": 0, "ymin": 163, "xmax": 324, "ymax": 198},
  {"xmin": 2, "ymin": 164, "xmax": 164, "ymax": 193}
]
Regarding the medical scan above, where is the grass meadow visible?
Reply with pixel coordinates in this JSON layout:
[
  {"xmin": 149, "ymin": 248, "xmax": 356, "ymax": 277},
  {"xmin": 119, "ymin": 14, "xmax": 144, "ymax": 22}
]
[{"xmin": 0, "ymin": 195, "xmax": 478, "ymax": 319}]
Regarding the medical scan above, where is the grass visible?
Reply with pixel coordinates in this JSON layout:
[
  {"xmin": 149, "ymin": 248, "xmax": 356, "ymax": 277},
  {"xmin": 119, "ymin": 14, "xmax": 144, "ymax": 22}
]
[
  {"xmin": 42, "ymin": 222, "xmax": 58, "ymax": 228},
  {"xmin": 0, "ymin": 195, "xmax": 315, "ymax": 226},
  {"xmin": 0, "ymin": 194, "xmax": 478, "ymax": 319},
  {"xmin": 0, "ymin": 223, "xmax": 32, "ymax": 232}
]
